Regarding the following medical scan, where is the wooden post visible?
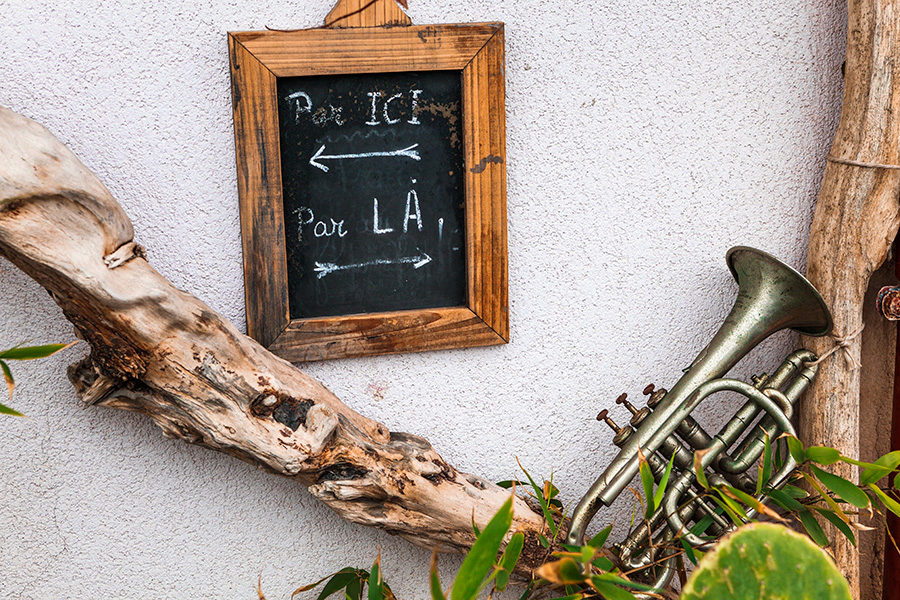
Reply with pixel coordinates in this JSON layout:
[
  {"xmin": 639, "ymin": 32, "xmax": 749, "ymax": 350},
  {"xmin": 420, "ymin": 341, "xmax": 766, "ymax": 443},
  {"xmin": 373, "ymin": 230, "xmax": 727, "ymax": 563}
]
[{"xmin": 800, "ymin": 0, "xmax": 900, "ymax": 595}]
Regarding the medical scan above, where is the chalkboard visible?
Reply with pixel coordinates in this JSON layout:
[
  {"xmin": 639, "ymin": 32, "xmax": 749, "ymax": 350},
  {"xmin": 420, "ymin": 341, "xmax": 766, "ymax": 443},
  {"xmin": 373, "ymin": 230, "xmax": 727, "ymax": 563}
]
[
  {"xmin": 276, "ymin": 71, "xmax": 466, "ymax": 319},
  {"xmin": 229, "ymin": 21, "xmax": 508, "ymax": 361}
]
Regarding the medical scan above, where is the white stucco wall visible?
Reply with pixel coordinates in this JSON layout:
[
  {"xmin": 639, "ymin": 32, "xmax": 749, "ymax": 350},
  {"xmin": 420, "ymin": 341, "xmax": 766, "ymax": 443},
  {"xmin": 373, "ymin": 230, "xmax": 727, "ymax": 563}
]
[{"xmin": 0, "ymin": 0, "xmax": 846, "ymax": 598}]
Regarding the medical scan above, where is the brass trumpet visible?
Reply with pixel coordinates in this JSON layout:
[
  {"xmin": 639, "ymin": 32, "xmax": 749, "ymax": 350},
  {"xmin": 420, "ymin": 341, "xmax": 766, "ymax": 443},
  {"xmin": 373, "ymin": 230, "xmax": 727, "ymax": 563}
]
[{"xmin": 567, "ymin": 247, "xmax": 833, "ymax": 591}]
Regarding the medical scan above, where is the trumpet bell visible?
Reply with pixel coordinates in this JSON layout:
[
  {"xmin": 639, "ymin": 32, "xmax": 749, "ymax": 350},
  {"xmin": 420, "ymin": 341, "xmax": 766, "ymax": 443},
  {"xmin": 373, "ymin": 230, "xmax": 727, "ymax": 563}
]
[{"xmin": 726, "ymin": 246, "xmax": 832, "ymax": 337}]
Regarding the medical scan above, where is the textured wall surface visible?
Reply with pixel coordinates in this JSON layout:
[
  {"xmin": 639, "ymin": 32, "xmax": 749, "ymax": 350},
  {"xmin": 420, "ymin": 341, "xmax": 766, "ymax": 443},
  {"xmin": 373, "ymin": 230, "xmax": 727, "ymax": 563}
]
[{"xmin": 0, "ymin": 0, "xmax": 847, "ymax": 598}]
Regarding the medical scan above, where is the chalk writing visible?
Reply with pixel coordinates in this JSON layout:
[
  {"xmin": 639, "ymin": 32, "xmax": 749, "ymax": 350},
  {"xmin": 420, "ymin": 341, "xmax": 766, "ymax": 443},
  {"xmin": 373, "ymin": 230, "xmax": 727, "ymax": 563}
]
[
  {"xmin": 372, "ymin": 198, "xmax": 393, "ymax": 234},
  {"xmin": 314, "ymin": 251, "xmax": 432, "ymax": 279},
  {"xmin": 277, "ymin": 71, "xmax": 466, "ymax": 319},
  {"xmin": 309, "ymin": 143, "xmax": 421, "ymax": 173}
]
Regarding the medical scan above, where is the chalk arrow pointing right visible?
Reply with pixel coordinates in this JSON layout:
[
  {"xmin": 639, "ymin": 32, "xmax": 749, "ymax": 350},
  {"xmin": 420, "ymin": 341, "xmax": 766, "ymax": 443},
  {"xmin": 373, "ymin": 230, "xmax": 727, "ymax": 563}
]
[{"xmin": 314, "ymin": 251, "xmax": 433, "ymax": 279}]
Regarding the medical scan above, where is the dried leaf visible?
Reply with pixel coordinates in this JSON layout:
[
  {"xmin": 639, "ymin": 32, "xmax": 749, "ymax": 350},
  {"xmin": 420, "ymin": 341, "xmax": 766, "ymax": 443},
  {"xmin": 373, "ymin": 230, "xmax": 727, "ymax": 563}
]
[
  {"xmin": 534, "ymin": 558, "xmax": 587, "ymax": 585},
  {"xmin": 1, "ymin": 360, "xmax": 14, "ymax": 400}
]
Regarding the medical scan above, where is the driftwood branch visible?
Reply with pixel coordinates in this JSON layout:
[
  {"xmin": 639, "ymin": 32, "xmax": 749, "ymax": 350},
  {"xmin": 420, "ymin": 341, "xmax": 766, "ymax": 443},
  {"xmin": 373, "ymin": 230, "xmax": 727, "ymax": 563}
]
[
  {"xmin": 800, "ymin": 0, "xmax": 900, "ymax": 595},
  {"xmin": 0, "ymin": 105, "xmax": 545, "ymax": 560}
]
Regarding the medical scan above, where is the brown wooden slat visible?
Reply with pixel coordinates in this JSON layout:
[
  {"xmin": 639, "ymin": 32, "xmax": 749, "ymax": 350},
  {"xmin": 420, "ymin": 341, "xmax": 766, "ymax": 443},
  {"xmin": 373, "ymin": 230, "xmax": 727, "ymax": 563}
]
[
  {"xmin": 270, "ymin": 307, "xmax": 505, "ymax": 362},
  {"xmin": 324, "ymin": 0, "xmax": 411, "ymax": 28},
  {"xmin": 231, "ymin": 25, "xmax": 501, "ymax": 77},
  {"xmin": 488, "ymin": 32, "xmax": 509, "ymax": 340},
  {"xmin": 229, "ymin": 36, "xmax": 290, "ymax": 347},
  {"xmin": 462, "ymin": 29, "xmax": 508, "ymax": 341}
]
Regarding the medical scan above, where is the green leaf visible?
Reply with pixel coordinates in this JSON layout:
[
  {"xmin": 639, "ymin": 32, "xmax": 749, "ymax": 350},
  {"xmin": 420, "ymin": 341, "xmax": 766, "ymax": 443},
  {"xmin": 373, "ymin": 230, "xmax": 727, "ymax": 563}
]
[
  {"xmin": 638, "ymin": 449, "xmax": 655, "ymax": 518},
  {"xmin": 785, "ymin": 435, "xmax": 806, "ymax": 464},
  {"xmin": 316, "ymin": 572, "xmax": 359, "ymax": 600},
  {"xmin": 766, "ymin": 488, "xmax": 805, "ymax": 513},
  {"xmin": 495, "ymin": 480, "xmax": 524, "ymax": 489},
  {"xmin": 538, "ymin": 534, "xmax": 549, "ymax": 548},
  {"xmin": 713, "ymin": 489, "xmax": 748, "ymax": 524},
  {"xmin": 495, "ymin": 532, "xmax": 524, "ymax": 591},
  {"xmin": 689, "ymin": 513, "xmax": 716, "ymax": 537},
  {"xmin": 708, "ymin": 495, "xmax": 743, "ymax": 528},
  {"xmin": 587, "ymin": 525, "xmax": 612, "ymax": 549},
  {"xmin": 345, "ymin": 576, "xmax": 362, "ymax": 600},
  {"xmin": 895, "ymin": 471, "xmax": 900, "ymax": 492},
  {"xmin": 368, "ymin": 554, "xmax": 383, "ymax": 600},
  {"xmin": 798, "ymin": 509, "xmax": 829, "ymax": 547},
  {"xmin": 430, "ymin": 550, "xmax": 447, "ymax": 600},
  {"xmin": 592, "ymin": 556, "xmax": 614, "ymax": 571},
  {"xmin": 451, "ymin": 496, "xmax": 513, "ymax": 600},
  {"xmin": 653, "ymin": 451, "xmax": 676, "ymax": 513},
  {"xmin": 545, "ymin": 595, "xmax": 583, "ymax": 600},
  {"xmin": 757, "ymin": 432, "xmax": 773, "ymax": 495},
  {"xmin": 694, "ymin": 450, "xmax": 709, "ymax": 489},
  {"xmin": 517, "ymin": 458, "xmax": 557, "ymax": 536},
  {"xmin": 292, "ymin": 568, "xmax": 356, "ymax": 598},
  {"xmin": 869, "ymin": 485, "xmax": 900, "ymax": 519},
  {"xmin": 721, "ymin": 485, "xmax": 784, "ymax": 522},
  {"xmin": 782, "ymin": 484, "xmax": 809, "ymax": 499},
  {"xmin": 0, "ymin": 401, "xmax": 24, "ymax": 417},
  {"xmin": 0, "ymin": 343, "xmax": 71, "ymax": 360},
  {"xmin": 591, "ymin": 580, "xmax": 639, "ymax": 600},
  {"xmin": 592, "ymin": 573, "xmax": 656, "ymax": 592},
  {"xmin": 680, "ymin": 536, "xmax": 698, "ymax": 565},
  {"xmin": 800, "ymin": 471, "xmax": 851, "ymax": 526},
  {"xmin": 516, "ymin": 582, "xmax": 535, "ymax": 600},
  {"xmin": 860, "ymin": 451, "xmax": 900, "ymax": 485},
  {"xmin": 839, "ymin": 456, "xmax": 881, "ymax": 469},
  {"xmin": 813, "ymin": 507, "xmax": 857, "ymax": 547},
  {"xmin": 774, "ymin": 437, "xmax": 786, "ymax": 471},
  {"xmin": 810, "ymin": 465, "xmax": 870, "ymax": 509},
  {"xmin": 806, "ymin": 446, "xmax": 842, "ymax": 465},
  {"xmin": 558, "ymin": 557, "xmax": 587, "ymax": 583}
]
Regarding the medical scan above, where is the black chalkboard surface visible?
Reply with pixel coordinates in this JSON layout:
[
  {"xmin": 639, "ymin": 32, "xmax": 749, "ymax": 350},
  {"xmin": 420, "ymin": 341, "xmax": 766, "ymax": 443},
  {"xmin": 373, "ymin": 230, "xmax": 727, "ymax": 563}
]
[{"xmin": 277, "ymin": 72, "xmax": 466, "ymax": 319}]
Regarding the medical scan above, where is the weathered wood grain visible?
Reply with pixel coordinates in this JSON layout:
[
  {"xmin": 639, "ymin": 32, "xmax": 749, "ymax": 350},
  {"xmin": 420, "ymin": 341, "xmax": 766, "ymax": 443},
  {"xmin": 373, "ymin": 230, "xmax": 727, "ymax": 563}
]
[
  {"xmin": 324, "ymin": 0, "xmax": 411, "ymax": 29},
  {"xmin": 799, "ymin": 0, "xmax": 900, "ymax": 595},
  {"xmin": 229, "ymin": 35, "xmax": 290, "ymax": 348},
  {"xmin": 0, "ymin": 105, "xmax": 544, "ymax": 560}
]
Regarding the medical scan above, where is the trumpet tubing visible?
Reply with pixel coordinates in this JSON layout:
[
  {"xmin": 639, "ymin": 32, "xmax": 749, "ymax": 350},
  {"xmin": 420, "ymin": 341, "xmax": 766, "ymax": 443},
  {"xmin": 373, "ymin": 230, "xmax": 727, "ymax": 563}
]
[{"xmin": 567, "ymin": 247, "xmax": 833, "ymax": 591}]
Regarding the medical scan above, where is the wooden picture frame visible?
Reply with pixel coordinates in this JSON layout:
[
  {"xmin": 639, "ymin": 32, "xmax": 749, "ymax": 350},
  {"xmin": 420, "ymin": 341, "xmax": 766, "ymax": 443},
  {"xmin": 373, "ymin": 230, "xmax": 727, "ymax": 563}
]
[{"xmin": 228, "ymin": 20, "xmax": 508, "ymax": 362}]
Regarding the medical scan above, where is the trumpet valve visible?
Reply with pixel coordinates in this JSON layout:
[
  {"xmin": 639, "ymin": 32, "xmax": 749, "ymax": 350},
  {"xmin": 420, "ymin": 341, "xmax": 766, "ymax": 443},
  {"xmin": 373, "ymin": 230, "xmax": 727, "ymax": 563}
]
[
  {"xmin": 616, "ymin": 393, "xmax": 637, "ymax": 414},
  {"xmin": 630, "ymin": 407, "xmax": 652, "ymax": 427},
  {"xmin": 597, "ymin": 409, "xmax": 635, "ymax": 447},
  {"xmin": 751, "ymin": 373, "xmax": 770, "ymax": 389},
  {"xmin": 615, "ymin": 393, "xmax": 653, "ymax": 427},
  {"xmin": 643, "ymin": 384, "xmax": 668, "ymax": 409}
]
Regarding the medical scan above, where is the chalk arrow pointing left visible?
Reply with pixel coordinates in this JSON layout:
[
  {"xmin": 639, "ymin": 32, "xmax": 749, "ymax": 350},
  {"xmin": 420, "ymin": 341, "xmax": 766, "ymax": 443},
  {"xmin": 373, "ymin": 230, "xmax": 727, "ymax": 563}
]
[
  {"xmin": 309, "ymin": 143, "xmax": 421, "ymax": 173},
  {"xmin": 314, "ymin": 251, "xmax": 432, "ymax": 279}
]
